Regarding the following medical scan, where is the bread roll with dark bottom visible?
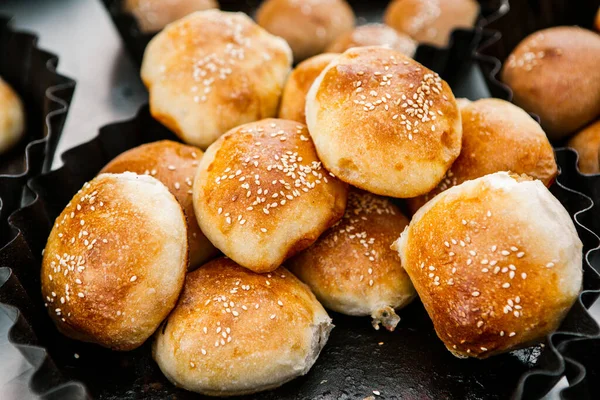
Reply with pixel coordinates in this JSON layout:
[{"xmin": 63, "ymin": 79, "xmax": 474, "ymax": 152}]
[
  {"xmin": 41, "ymin": 173, "xmax": 188, "ymax": 350},
  {"xmin": 289, "ymin": 189, "xmax": 416, "ymax": 331},
  {"xmin": 124, "ymin": 0, "xmax": 218, "ymax": 33},
  {"xmin": 153, "ymin": 257, "xmax": 332, "ymax": 396},
  {"xmin": 0, "ymin": 77, "xmax": 25, "ymax": 154},
  {"xmin": 326, "ymin": 23, "xmax": 417, "ymax": 57},
  {"xmin": 393, "ymin": 172, "xmax": 583, "ymax": 359},
  {"xmin": 100, "ymin": 141, "xmax": 219, "ymax": 269},
  {"xmin": 305, "ymin": 46, "xmax": 462, "ymax": 198},
  {"xmin": 193, "ymin": 119, "xmax": 348, "ymax": 273},
  {"xmin": 568, "ymin": 120, "xmax": 600, "ymax": 174}
]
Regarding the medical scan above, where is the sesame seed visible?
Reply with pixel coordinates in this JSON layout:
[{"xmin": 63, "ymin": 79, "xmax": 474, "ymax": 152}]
[
  {"xmin": 521, "ymin": 273, "xmax": 527, "ymax": 279},
  {"xmin": 517, "ymin": 252, "xmax": 525, "ymax": 258},
  {"xmin": 502, "ymin": 283, "xmax": 510, "ymax": 288},
  {"xmin": 472, "ymin": 291, "xmax": 480, "ymax": 297},
  {"xmin": 546, "ymin": 262, "xmax": 555, "ymax": 268},
  {"xmin": 130, "ymin": 276, "xmax": 137, "ymax": 282},
  {"xmin": 509, "ymin": 332, "xmax": 516, "ymax": 337},
  {"xmin": 270, "ymin": 314, "xmax": 276, "ymax": 319}
]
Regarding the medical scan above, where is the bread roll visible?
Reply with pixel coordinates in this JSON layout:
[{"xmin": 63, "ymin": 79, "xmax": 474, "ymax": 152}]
[
  {"xmin": 41, "ymin": 173, "xmax": 188, "ymax": 350},
  {"xmin": 289, "ymin": 189, "xmax": 416, "ymax": 331},
  {"xmin": 279, "ymin": 53, "xmax": 339, "ymax": 124},
  {"xmin": 407, "ymin": 99, "xmax": 558, "ymax": 213},
  {"xmin": 326, "ymin": 23, "xmax": 417, "ymax": 57},
  {"xmin": 193, "ymin": 119, "xmax": 348, "ymax": 273},
  {"xmin": 568, "ymin": 120, "xmax": 600, "ymax": 174},
  {"xmin": 0, "ymin": 77, "xmax": 25, "ymax": 154},
  {"xmin": 384, "ymin": 0, "xmax": 480, "ymax": 47},
  {"xmin": 256, "ymin": 0, "xmax": 355, "ymax": 61},
  {"xmin": 501, "ymin": 27, "xmax": 600, "ymax": 140},
  {"xmin": 153, "ymin": 257, "xmax": 332, "ymax": 396},
  {"xmin": 595, "ymin": 7, "xmax": 600, "ymax": 32},
  {"xmin": 100, "ymin": 141, "xmax": 219, "ymax": 268},
  {"xmin": 305, "ymin": 46, "xmax": 462, "ymax": 198},
  {"xmin": 141, "ymin": 10, "xmax": 292, "ymax": 149},
  {"xmin": 393, "ymin": 172, "xmax": 583, "ymax": 359},
  {"xmin": 124, "ymin": 0, "xmax": 218, "ymax": 33}
]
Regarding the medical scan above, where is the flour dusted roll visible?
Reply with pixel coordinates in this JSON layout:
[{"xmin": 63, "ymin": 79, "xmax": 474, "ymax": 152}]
[
  {"xmin": 326, "ymin": 23, "xmax": 417, "ymax": 57},
  {"xmin": 0, "ymin": 77, "xmax": 25, "ymax": 154},
  {"xmin": 124, "ymin": 0, "xmax": 218, "ymax": 33},
  {"xmin": 393, "ymin": 172, "xmax": 583, "ymax": 359},
  {"xmin": 153, "ymin": 257, "xmax": 332, "ymax": 396},
  {"xmin": 568, "ymin": 120, "xmax": 600, "ymax": 174}
]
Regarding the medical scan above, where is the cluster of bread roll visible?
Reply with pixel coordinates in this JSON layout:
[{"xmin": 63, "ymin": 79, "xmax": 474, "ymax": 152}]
[
  {"xmin": 0, "ymin": 76, "xmax": 25, "ymax": 154},
  {"xmin": 42, "ymin": 5, "xmax": 585, "ymax": 397}
]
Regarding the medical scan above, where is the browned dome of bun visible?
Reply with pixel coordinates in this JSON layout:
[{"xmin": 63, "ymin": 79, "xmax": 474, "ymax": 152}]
[
  {"xmin": 289, "ymin": 189, "xmax": 416, "ymax": 331},
  {"xmin": 279, "ymin": 53, "xmax": 339, "ymax": 125},
  {"xmin": 193, "ymin": 119, "xmax": 348, "ymax": 273},
  {"xmin": 256, "ymin": 0, "xmax": 355, "ymax": 61},
  {"xmin": 0, "ymin": 76, "xmax": 25, "ymax": 154},
  {"xmin": 41, "ymin": 173, "xmax": 188, "ymax": 351},
  {"xmin": 124, "ymin": 0, "xmax": 219, "ymax": 33},
  {"xmin": 393, "ymin": 172, "xmax": 582, "ymax": 359},
  {"xmin": 100, "ymin": 140, "xmax": 219, "ymax": 269},
  {"xmin": 384, "ymin": 0, "xmax": 480, "ymax": 47},
  {"xmin": 305, "ymin": 46, "xmax": 462, "ymax": 198},
  {"xmin": 153, "ymin": 257, "xmax": 332, "ymax": 396},
  {"xmin": 501, "ymin": 26, "xmax": 600, "ymax": 140},
  {"xmin": 568, "ymin": 120, "xmax": 600, "ymax": 174},
  {"xmin": 407, "ymin": 98, "xmax": 557, "ymax": 213},
  {"xmin": 326, "ymin": 23, "xmax": 417, "ymax": 57}
]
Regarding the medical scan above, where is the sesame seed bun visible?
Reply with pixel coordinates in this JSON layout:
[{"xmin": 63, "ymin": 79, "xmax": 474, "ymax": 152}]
[
  {"xmin": 568, "ymin": 120, "xmax": 600, "ymax": 174},
  {"xmin": 0, "ymin": 77, "xmax": 25, "ymax": 154},
  {"xmin": 501, "ymin": 26, "xmax": 600, "ymax": 140},
  {"xmin": 392, "ymin": 172, "xmax": 583, "ymax": 359},
  {"xmin": 153, "ymin": 257, "xmax": 332, "ymax": 396},
  {"xmin": 384, "ymin": 0, "xmax": 480, "ymax": 47},
  {"xmin": 193, "ymin": 118, "xmax": 348, "ymax": 273},
  {"xmin": 141, "ymin": 10, "xmax": 292, "ymax": 149},
  {"xmin": 279, "ymin": 53, "xmax": 340, "ymax": 125},
  {"xmin": 288, "ymin": 189, "xmax": 416, "ymax": 331},
  {"xmin": 407, "ymin": 99, "xmax": 558, "ymax": 213},
  {"xmin": 326, "ymin": 23, "xmax": 417, "ymax": 57},
  {"xmin": 100, "ymin": 140, "xmax": 219, "ymax": 269},
  {"xmin": 123, "ymin": 0, "xmax": 219, "ymax": 33},
  {"xmin": 256, "ymin": 0, "xmax": 355, "ymax": 62},
  {"xmin": 305, "ymin": 46, "xmax": 462, "ymax": 198},
  {"xmin": 41, "ymin": 173, "xmax": 188, "ymax": 351}
]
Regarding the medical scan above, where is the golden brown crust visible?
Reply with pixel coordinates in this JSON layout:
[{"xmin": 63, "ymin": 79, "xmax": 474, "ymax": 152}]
[
  {"xmin": 100, "ymin": 140, "xmax": 219, "ymax": 268},
  {"xmin": 256, "ymin": 0, "xmax": 355, "ymax": 61},
  {"xmin": 152, "ymin": 257, "xmax": 332, "ymax": 396},
  {"xmin": 384, "ymin": 0, "xmax": 479, "ymax": 47},
  {"xmin": 141, "ymin": 10, "xmax": 292, "ymax": 149},
  {"xmin": 193, "ymin": 119, "xmax": 348, "ymax": 273},
  {"xmin": 568, "ymin": 120, "xmax": 600, "ymax": 175},
  {"xmin": 41, "ymin": 173, "xmax": 188, "ymax": 350},
  {"xmin": 0, "ymin": 76, "xmax": 25, "ymax": 154},
  {"xmin": 501, "ymin": 26, "xmax": 600, "ymax": 140},
  {"xmin": 407, "ymin": 98, "xmax": 557, "ymax": 213},
  {"xmin": 279, "ymin": 53, "xmax": 339, "ymax": 124},
  {"xmin": 288, "ymin": 189, "xmax": 415, "ymax": 330},
  {"xmin": 305, "ymin": 46, "xmax": 462, "ymax": 198},
  {"xmin": 123, "ymin": 0, "xmax": 219, "ymax": 33},
  {"xmin": 326, "ymin": 23, "xmax": 417, "ymax": 57},
  {"xmin": 596, "ymin": 7, "xmax": 600, "ymax": 32}
]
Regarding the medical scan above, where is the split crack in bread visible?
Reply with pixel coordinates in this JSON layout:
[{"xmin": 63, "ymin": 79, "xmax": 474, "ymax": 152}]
[
  {"xmin": 501, "ymin": 26, "xmax": 600, "ymax": 140},
  {"xmin": 568, "ymin": 120, "xmax": 600, "ymax": 175},
  {"xmin": 305, "ymin": 46, "xmax": 462, "ymax": 198},
  {"xmin": 153, "ymin": 257, "xmax": 333, "ymax": 396},
  {"xmin": 123, "ymin": 0, "xmax": 219, "ymax": 33},
  {"xmin": 100, "ymin": 140, "xmax": 219, "ymax": 269},
  {"xmin": 288, "ymin": 189, "xmax": 416, "ymax": 331},
  {"xmin": 392, "ymin": 172, "xmax": 583, "ymax": 359},
  {"xmin": 407, "ymin": 98, "xmax": 558, "ymax": 214},
  {"xmin": 256, "ymin": 0, "xmax": 355, "ymax": 62},
  {"xmin": 193, "ymin": 118, "xmax": 348, "ymax": 273},
  {"xmin": 326, "ymin": 23, "xmax": 417, "ymax": 58},
  {"xmin": 141, "ymin": 10, "xmax": 292, "ymax": 149},
  {"xmin": 41, "ymin": 173, "xmax": 188, "ymax": 351},
  {"xmin": 0, "ymin": 76, "xmax": 25, "ymax": 154}
]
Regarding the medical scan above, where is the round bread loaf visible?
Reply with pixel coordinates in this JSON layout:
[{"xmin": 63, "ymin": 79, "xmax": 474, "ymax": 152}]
[
  {"xmin": 501, "ymin": 26, "xmax": 600, "ymax": 140},
  {"xmin": 41, "ymin": 173, "xmax": 188, "ymax": 350},
  {"xmin": 100, "ymin": 141, "xmax": 219, "ymax": 268},
  {"xmin": 256, "ymin": 0, "xmax": 355, "ymax": 61},
  {"xmin": 384, "ymin": 0, "xmax": 480, "ymax": 47},
  {"xmin": 124, "ymin": 0, "xmax": 218, "ymax": 33},
  {"xmin": 141, "ymin": 10, "xmax": 292, "ymax": 149},
  {"xmin": 193, "ymin": 119, "xmax": 348, "ymax": 273},
  {"xmin": 0, "ymin": 77, "xmax": 25, "ymax": 154},
  {"xmin": 326, "ymin": 23, "xmax": 417, "ymax": 57},
  {"xmin": 596, "ymin": 7, "xmax": 600, "ymax": 32},
  {"xmin": 568, "ymin": 120, "xmax": 600, "ymax": 174},
  {"xmin": 153, "ymin": 257, "xmax": 332, "ymax": 396},
  {"xmin": 407, "ymin": 98, "xmax": 558, "ymax": 213},
  {"xmin": 393, "ymin": 172, "xmax": 583, "ymax": 359},
  {"xmin": 305, "ymin": 46, "xmax": 462, "ymax": 198},
  {"xmin": 289, "ymin": 189, "xmax": 416, "ymax": 331},
  {"xmin": 279, "ymin": 53, "xmax": 339, "ymax": 124}
]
